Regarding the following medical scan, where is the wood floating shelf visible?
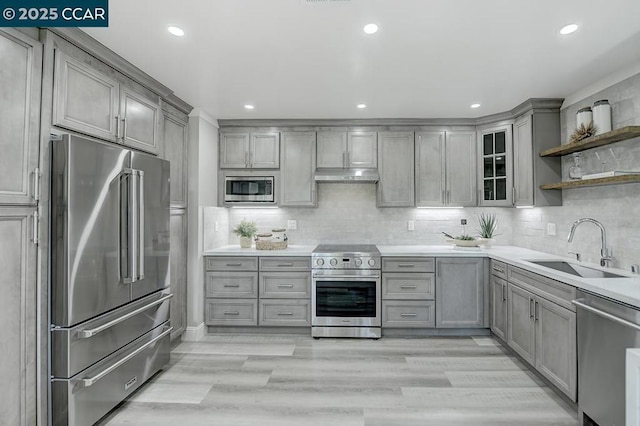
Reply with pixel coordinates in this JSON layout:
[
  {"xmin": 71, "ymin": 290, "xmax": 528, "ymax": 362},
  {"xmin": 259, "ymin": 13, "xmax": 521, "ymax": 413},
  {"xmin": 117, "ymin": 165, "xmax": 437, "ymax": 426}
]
[
  {"xmin": 539, "ymin": 125, "xmax": 640, "ymax": 157},
  {"xmin": 540, "ymin": 174, "xmax": 640, "ymax": 190}
]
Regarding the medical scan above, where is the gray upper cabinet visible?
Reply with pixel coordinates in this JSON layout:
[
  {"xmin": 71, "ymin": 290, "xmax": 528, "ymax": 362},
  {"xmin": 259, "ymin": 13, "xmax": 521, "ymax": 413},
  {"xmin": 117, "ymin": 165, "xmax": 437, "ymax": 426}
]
[
  {"xmin": 220, "ymin": 132, "xmax": 279, "ymax": 169},
  {"xmin": 317, "ymin": 131, "xmax": 377, "ymax": 169},
  {"xmin": 162, "ymin": 108, "xmax": 189, "ymax": 207},
  {"xmin": 0, "ymin": 207, "xmax": 38, "ymax": 425},
  {"xmin": 435, "ymin": 258, "xmax": 485, "ymax": 328},
  {"xmin": 220, "ymin": 133, "xmax": 250, "ymax": 168},
  {"xmin": 53, "ymin": 49, "xmax": 161, "ymax": 155},
  {"xmin": 0, "ymin": 29, "xmax": 42, "ymax": 206},
  {"xmin": 119, "ymin": 86, "xmax": 160, "ymax": 155},
  {"xmin": 513, "ymin": 111, "xmax": 562, "ymax": 207},
  {"xmin": 280, "ymin": 132, "xmax": 317, "ymax": 207},
  {"xmin": 478, "ymin": 124, "xmax": 513, "ymax": 207},
  {"xmin": 377, "ymin": 132, "xmax": 414, "ymax": 207},
  {"xmin": 416, "ymin": 130, "xmax": 476, "ymax": 207},
  {"xmin": 53, "ymin": 50, "xmax": 119, "ymax": 143},
  {"xmin": 348, "ymin": 131, "xmax": 377, "ymax": 168},
  {"xmin": 316, "ymin": 131, "xmax": 347, "ymax": 168}
]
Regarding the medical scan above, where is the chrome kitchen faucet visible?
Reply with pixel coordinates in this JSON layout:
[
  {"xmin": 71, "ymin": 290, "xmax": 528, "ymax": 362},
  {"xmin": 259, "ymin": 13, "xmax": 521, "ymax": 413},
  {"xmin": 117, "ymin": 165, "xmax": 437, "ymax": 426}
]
[{"xmin": 567, "ymin": 218, "xmax": 612, "ymax": 267}]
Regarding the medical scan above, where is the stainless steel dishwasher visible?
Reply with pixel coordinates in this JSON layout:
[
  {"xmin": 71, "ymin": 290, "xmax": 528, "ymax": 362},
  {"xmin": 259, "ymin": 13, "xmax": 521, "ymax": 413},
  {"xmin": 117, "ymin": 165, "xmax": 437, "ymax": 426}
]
[{"xmin": 573, "ymin": 289, "xmax": 640, "ymax": 426}]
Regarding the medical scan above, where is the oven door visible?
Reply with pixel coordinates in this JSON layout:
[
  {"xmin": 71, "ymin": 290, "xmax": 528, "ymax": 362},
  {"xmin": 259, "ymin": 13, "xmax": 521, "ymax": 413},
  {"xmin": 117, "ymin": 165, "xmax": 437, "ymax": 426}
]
[{"xmin": 312, "ymin": 270, "xmax": 381, "ymax": 327}]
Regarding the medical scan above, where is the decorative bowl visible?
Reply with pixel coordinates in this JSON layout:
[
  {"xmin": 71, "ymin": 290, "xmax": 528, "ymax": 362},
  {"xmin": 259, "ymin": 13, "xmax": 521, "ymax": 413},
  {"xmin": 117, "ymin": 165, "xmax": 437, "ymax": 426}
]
[{"xmin": 447, "ymin": 238, "xmax": 483, "ymax": 247}]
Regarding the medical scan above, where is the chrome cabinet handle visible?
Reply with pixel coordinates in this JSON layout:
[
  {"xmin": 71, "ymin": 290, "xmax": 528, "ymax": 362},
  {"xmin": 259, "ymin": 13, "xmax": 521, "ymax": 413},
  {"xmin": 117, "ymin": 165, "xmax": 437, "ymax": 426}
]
[
  {"xmin": 78, "ymin": 326, "xmax": 173, "ymax": 388},
  {"xmin": 400, "ymin": 285, "xmax": 417, "ymax": 289},
  {"xmin": 277, "ymin": 263, "xmax": 294, "ymax": 267},
  {"xmin": 397, "ymin": 264, "xmax": 415, "ymax": 268},
  {"xmin": 501, "ymin": 283, "xmax": 505, "ymax": 302},
  {"xmin": 33, "ymin": 168, "xmax": 41, "ymax": 201},
  {"xmin": 32, "ymin": 210, "xmax": 39, "ymax": 245},
  {"xmin": 277, "ymin": 312, "xmax": 294, "ymax": 316},
  {"xmin": 223, "ymin": 284, "xmax": 240, "ymax": 288},
  {"xmin": 115, "ymin": 115, "xmax": 121, "ymax": 139},
  {"xmin": 122, "ymin": 117, "xmax": 127, "ymax": 139},
  {"xmin": 529, "ymin": 298, "xmax": 535, "ymax": 319},
  {"xmin": 277, "ymin": 284, "xmax": 294, "ymax": 288},
  {"xmin": 78, "ymin": 293, "xmax": 173, "ymax": 338},
  {"xmin": 313, "ymin": 274, "xmax": 380, "ymax": 279},
  {"xmin": 493, "ymin": 267, "xmax": 505, "ymax": 273},
  {"xmin": 245, "ymin": 152, "xmax": 249, "ymax": 168},
  {"xmin": 512, "ymin": 187, "xmax": 516, "ymax": 206},
  {"xmin": 534, "ymin": 301, "xmax": 539, "ymax": 321},
  {"xmin": 226, "ymin": 263, "xmax": 242, "ymax": 267},
  {"xmin": 223, "ymin": 311, "xmax": 240, "ymax": 316},
  {"xmin": 572, "ymin": 299, "xmax": 640, "ymax": 332},
  {"xmin": 400, "ymin": 313, "xmax": 418, "ymax": 317}
]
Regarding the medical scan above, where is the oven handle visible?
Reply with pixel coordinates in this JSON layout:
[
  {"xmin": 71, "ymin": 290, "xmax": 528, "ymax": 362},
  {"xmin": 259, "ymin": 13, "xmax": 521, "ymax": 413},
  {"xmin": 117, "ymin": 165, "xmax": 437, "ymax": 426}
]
[{"xmin": 313, "ymin": 274, "xmax": 380, "ymax": 279}]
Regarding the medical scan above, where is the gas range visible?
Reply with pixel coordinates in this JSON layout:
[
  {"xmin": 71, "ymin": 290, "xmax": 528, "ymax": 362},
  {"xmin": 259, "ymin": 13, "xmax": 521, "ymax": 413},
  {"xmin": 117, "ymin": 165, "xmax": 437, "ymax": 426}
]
[{"xmin": 311, "ymin": 244, "xmax": 381, "ymax": 270}]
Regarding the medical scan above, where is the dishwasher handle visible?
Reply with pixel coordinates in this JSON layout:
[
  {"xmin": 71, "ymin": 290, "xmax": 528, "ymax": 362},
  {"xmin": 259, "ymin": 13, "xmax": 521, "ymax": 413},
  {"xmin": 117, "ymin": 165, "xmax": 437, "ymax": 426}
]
[{"xmin": 572, "ymin": 298, "xmax": 640, "ymax": 332}]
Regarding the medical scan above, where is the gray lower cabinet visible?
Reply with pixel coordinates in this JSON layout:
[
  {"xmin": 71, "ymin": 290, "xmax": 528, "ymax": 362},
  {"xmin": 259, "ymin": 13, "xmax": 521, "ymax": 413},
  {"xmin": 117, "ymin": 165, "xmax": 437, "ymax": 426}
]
[
  {"xmin": 280, "ymin": 132, "xmax": 316, "ymax": 207},
  {"xmin": 377, "ymin": 132, "xmax": 415, "ymax": 207},
  {"xmin": 258, "ymin": 257, "xmax": 311, "ymax": 327},
  {"xmin": 507, "ymin": 278, "xmax": 577, "ymax": 401},
  {"xmin": 169, "ymin": 210, "xmax": 187, "ymax": 341},
  {"xmin": 162, "ymin": 104, "xmax": 189, "ymax": 207},
  {"xmin": 205, "ymin": 256, "xmax": 259, "ymax": 326},
  {"xmin": 0, "ymin": 207, "xmax": 37, "ymax": 425},
  {"xmin": 435, "ymin": 257, "xmax": 486, "ymax": 328},
  {"xmin": 382, "ymin": 257, "xmax": 435, "ymax": 328},
  {"xmin": 0, "ymin": 28, "xmax": 42, "ymax": 205},
  {"xmin": 490, "ymin": 274, "xmax": 507, "ymax": 341}
]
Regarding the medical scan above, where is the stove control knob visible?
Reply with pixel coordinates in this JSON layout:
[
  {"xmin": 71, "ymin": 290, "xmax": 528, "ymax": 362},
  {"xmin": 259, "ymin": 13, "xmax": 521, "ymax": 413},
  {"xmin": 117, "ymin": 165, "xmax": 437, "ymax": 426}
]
[
  {"xmin": 330, "ymin": 258, "xmax": 338, "ymax": 266},
  {"xmin": 368, "ymin": 259, "xmax": 376, "ymax": 267},
  {"xmin": 355, "ymin": 258, "xmax": 363, "ymax": 266},
  {"xmin": 316, "ymin": 258, "xmax": 325, "ymax": 266}
]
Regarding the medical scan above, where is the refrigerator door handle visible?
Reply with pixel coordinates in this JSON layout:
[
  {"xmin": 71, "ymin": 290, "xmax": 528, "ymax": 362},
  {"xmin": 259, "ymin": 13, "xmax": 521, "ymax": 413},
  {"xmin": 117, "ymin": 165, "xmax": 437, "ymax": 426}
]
[
  {"xmin": 77, "ymin": 293, "xmax": 173, "ymax": 338},
  {"xmin": 137, "ymin": 170, "xmax": 145, "ymax": 281},
  {"xmin": 76, "ymin": 325, "xmax": 173, "ymax": 388},
  {"xmin": 124, "ymin": 168, "xmax": 138, "ymax": 283},
  {"xmin": 120, "ymin": 171, "xmax": 133, "ymax": 284}
]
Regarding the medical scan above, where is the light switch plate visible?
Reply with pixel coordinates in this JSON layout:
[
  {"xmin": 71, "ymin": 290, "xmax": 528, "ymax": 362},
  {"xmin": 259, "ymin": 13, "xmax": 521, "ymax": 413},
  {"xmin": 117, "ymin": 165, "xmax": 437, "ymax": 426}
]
[
  {"xmin": 547, "ymin": 223, "xmax": 556, "ymax": 236},
  {"xmin": 214, "ymin": 221, "xmax": 220, "ymax": 232},
  {"xmin": 407, "ymin": 220, "xmax": 415, "ymax": 231},
  {"xmin": 287, "ymin": 220, "xmax": 297, "ymax": 230}
]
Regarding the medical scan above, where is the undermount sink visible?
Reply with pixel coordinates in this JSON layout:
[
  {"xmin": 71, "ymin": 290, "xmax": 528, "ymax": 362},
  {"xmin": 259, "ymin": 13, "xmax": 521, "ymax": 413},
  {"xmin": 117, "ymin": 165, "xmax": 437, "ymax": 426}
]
[{"xmin": 528, "ymin": 260, "xmax": 627, "ymax": 279}]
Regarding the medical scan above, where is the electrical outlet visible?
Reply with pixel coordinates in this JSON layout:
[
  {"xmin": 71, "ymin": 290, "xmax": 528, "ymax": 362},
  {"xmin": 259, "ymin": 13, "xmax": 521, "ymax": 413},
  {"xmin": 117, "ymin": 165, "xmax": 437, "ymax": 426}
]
[
  {"xmin": 214, "ymin": 221, "xmax": 220, "ymax": 232},
  {"xmin": 461, "ymin": 219, "xmax": 467, "ymax": 226},
  {"xmin": 547, "ymin": 223, "xmax": 556, "ymax": 236},
  {"xmin": 287, "ymin": 220, "xmax": 297, "ymax": 230},
  {"xmin": 407, "ymin": 220, "xmax": 415, "ymax": 231}
]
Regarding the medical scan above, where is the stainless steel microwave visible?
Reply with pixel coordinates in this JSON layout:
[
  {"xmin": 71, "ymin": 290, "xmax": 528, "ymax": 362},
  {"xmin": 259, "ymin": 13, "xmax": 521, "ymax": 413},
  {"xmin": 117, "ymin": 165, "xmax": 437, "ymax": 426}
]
[{"xmin": 224, "ymin": 176, "xmax": 275, "ymax": 203}]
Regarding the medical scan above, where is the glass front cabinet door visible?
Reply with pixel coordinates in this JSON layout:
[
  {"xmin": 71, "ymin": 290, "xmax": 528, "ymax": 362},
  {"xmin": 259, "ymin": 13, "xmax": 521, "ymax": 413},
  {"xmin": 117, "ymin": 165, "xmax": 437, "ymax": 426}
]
[{"xmin": 478, "ymin": 124, "xmax": 513, "ymax": 206}]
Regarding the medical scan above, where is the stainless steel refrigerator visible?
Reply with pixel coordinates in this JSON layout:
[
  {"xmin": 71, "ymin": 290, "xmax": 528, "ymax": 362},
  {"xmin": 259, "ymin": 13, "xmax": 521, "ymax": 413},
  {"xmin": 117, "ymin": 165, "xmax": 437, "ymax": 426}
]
[{"xmin": 49, "ymin": 134, "xmax": 173, "ymax": 426}]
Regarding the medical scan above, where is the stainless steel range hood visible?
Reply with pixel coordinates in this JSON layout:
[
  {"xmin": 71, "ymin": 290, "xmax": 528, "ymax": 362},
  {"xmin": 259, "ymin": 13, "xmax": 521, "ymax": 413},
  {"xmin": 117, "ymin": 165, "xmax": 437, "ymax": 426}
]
[{"xmin": 314, "ymin": 168, "xmax": 379, "ymax": 183}]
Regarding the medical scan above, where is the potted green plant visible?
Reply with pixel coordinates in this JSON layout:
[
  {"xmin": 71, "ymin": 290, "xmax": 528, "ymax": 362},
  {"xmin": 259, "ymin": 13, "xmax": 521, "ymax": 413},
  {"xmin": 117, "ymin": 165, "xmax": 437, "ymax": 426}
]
[
  {"xmin": 477, "ymin": 213, "xmax": 498, "ymax": 248},
  {"xmin": 233, "ymin": 219, "xmax": 258, "ymax": 248}
]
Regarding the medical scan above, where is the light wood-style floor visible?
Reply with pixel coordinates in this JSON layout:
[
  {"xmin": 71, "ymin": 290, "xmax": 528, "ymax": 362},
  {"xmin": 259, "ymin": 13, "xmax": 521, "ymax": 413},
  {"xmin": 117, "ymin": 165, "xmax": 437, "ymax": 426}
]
[{"xmin": 99, "ymin": 334, "xmax": 579, "ymax": 426}]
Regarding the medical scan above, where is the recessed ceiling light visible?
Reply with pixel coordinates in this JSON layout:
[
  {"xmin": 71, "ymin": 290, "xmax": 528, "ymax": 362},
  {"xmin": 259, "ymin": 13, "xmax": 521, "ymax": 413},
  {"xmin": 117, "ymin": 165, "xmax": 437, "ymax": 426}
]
[
  {"xmin": 363, "ymin": 23, "xmax": 378, "ymax": 34},
  {"xmin": 244, "ymin": 104, "xmax": 255, "ymax": 110},
  {"xmin": 357, "ymin": 104, "xmax": 367, "ymax": 109},
  {"xmin": 167, "ymin": 26, "xmax": 185, "ymax": 37},
  {"xmin": 470, "ymin": 103, "xmax": 481, "ymax": 109},
  {"xmin": 560, "ymin": 24, "xmax": 578, "ymax": 35}
]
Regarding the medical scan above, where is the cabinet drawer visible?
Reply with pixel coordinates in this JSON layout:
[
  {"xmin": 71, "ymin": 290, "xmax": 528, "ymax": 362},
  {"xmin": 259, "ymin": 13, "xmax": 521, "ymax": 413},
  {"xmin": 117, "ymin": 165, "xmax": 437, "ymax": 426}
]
[
  {"xmin": 259, "ymin": 299, "xmax": 310, "ymax": 327},
  {"xmin": 491, "ymin": 260, "xmax": 507, "ymax": 280},
  {"xmin": 205, "ymin": 272, "xmax": 258, "ymax": 298},
  {"xmin": 382, "ymin": 301, "xmax": 435, "ymax": 328},
  {"xmin": 205, "ymin": 299, "xmax": 257, "ymax": 326},
  {"xmin": 507, "ymin": 266, "xmax": 576, "ymax": 311},
  {"xmin": 382, "ymin": 257, "xmax": 434, "ymax": 273},
  {"xmin": 382, "ymin": 273, "xmax": 435, "ymax": 300},
  {"xmin": 205, "ymin": 256, "xmax": 258, "ymax": 271},
  {"xmin": 259, "ymin": 272, "xmax": 310, "ymax": 299},
  {"xmin": 259, "ymin": 257, "xmax": 311, "ymax": 272}
]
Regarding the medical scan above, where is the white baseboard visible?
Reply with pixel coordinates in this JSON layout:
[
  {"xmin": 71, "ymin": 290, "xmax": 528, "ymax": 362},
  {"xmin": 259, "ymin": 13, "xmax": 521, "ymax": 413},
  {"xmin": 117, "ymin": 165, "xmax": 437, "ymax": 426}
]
[{"xmin": 183, "ymin": 322, "xmax": 206, "ymax": 341}]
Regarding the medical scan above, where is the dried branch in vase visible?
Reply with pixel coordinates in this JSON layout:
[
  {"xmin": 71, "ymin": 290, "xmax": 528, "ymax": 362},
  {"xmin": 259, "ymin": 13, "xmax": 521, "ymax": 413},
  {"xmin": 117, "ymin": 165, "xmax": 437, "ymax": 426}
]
[{"xmin": 569, "ymin": 121, "xmax": 597, "ymax": 144}]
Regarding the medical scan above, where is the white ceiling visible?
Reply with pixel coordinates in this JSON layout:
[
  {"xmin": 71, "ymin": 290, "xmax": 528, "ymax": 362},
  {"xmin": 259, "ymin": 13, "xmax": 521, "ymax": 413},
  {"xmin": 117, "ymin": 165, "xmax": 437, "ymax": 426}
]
[{"xmin": 83, "ymin": 0, "xmax": 640, "ymax": 119}]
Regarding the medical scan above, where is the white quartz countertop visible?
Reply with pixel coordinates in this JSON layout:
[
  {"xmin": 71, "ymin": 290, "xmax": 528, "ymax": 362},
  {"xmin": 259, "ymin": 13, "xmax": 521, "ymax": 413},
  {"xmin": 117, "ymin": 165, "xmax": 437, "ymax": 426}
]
[
  {"xmin": 203, "ymin": 245, "xmax": 316, "ymax": 256},
  {"xmin": 204, "ymin": 244, "xmax": 640, "ymax": 308}
]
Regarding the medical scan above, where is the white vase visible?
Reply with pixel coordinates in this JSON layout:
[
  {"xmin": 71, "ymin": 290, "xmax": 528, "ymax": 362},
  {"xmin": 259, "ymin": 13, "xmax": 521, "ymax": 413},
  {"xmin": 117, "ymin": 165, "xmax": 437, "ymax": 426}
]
[
  {"xmin": 239, "ymin": 236, "xmax": 252, "ymax": 248},
  {"xmin": 482, "ymin": 238, "xmax": 494, "ymax": 248}
]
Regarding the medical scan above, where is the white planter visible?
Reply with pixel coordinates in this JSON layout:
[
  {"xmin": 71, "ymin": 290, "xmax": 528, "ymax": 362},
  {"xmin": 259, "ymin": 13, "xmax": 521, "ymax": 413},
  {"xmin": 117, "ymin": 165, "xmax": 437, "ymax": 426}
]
[{"xmin": 239, "ymin": 236, "xmax": 252, "ymax": 248}]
